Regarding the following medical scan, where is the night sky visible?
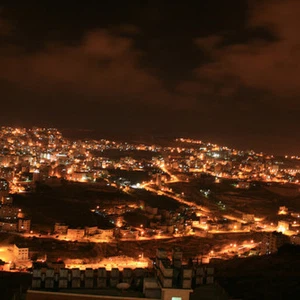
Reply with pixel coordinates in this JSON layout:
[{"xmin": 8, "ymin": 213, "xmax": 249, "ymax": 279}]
[{"xmin": 0, "ymin": 1, "xmax": 299, "ymax": 154}]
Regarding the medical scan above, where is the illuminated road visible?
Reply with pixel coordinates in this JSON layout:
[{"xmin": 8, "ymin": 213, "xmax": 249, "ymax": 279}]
[
  {"xmin": 214, "ymin": 240, "xmax": 260, "ymax": 257},
  {"xmin": 222, "ymin": 214, "xmax": 247, "ymax": 224},
  {"xmin": 158, "ymin": 163, "xmax": 180, "ymax": 183},
  {"xmin": 138, "ymin": 161, "xmax": 211, "ymax": 214},
  {"xmin": 142, "ymin": 183, "xmax": 210, "ymax": 215}
]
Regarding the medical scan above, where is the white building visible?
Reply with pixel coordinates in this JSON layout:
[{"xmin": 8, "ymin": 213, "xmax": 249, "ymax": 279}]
[{"xmin": 13, "ymin": 244, "xmax": 29, "ymax": 261}]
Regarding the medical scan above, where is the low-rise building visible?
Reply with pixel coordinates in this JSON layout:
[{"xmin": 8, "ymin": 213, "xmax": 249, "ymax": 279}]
[
  {"xmin": 0, "ymin": 221, "xmax": 18, "ymax": 231},
  {"xmin": 242, "ymin": 214, "xmax": 255, "ymax": 223},
  {"xmin": 54, "ymin": 223, "xmax": 68, "ymax": 235},
  {"xmin": 85, "ymin": 226, "xmax": 98, "ymax": 236},
  {"xmin": 97, "ymin": 229, "xmax": 114, "ymax": 239},
  {"xmin": 228, "ymin": 221, "xmax": 242, "ymax": 231},
  {"xmin": 13, "ymin": 244, "xmax": 29, "ymax": 261},
  {"xmin": 18, "ymin": 218, "xmax": 31, "ymax": 232},
  {"xmin": 278, "ymin": 206, "xmax": 288, "ymax": 215},
  {"xmin": 67, "ymin": 228, "xmax": 85, "ymax": 240},
  {"xmin": 0, "ymin": 206, "xmax": 19, "ymax": 220}
]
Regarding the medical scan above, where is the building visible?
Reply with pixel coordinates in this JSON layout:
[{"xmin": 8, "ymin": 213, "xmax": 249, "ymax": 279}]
[
  {"xmin": 0, "ymin": 221, "xmax": 17, "ymax": 231},
  {"xmin": 278, "ymin": 206, "xmax": 288, "ymax": 215},
  {"xmin": 54, "ymin": 223, "xmax": 68, "ymax": 235},
  {"xmin": 228, "ymin": 221, "xmax": 242, "ymax": 231},
  {"xmin": 1, "ymin": 195, "xmax": 13, "ymax": 205},
  {"xmin": 67, "ymin": 228, "xmax": 85, "ymax": 240},
  {"xmin": 0, "ymin": 166, "xmax": 14, "ymax": 181},
  {"xmin": 69, "ymin": 172, "xmax": 93, "ymax": 182},
  {"xmin": 155, "ymin": 247, "xmax": 193, "ymax": 290},
  {"xmin": 277, "ymin": 220, "xmax": 289, "ymax": 233},
  {"xmin": 47, "ymin": 261, "xmax": 65, "ymax": 273},
  {"xmin": 0, "ymin": 178, "xmax": 9, "ymax": 198},
  {"xmin": 156, "ymin": 174, "xmax": 162, "ymax": 188},
  {"xmin": 270, "ymin": 164, "xmax": 279, "ymax": 174},
  {"xmin": 119, "ymin": 228, "xmax": 139, "ymax": 239},
  {"xmin": 32, "ymin": 170, "xmax": 42, "ymax": 183},
  {"xmin": 18, "ymin": 218, "xmax": 31, "ymax": 232},
  {"xmin": 290, "ymin": 234, "xmax": 300, "ymax": 245},
  {"xmin": 260, "ymin": 232, "xmax": 290, "ymax": 255},
  {"xmin": 0, "ymin": 205, "xmax": 19, "ymax": 220},
  {"xmin": 199, "ymin": 216, "xmax": 208, "ymax": 225},
  {"xmin": 28, "ymin": 246, "xmax": 228, "ymax": 300},
  {"xmin": 97, "ymin": 229, "xmax": 114, "ymax": 240},
  {"xmin": 85, "ymin": 226, "xmax": 98, "ymax": 236},
  {"xmin": 13, "ymin": 244, "xmax": 29, "ymax": 261},
  {"xmin": 236, "ymin": 182, "xmax": 250, "ymax": 189},
  {"xmin": 242, "ymin": 214, "xmax": 255, "ymax": 223}
]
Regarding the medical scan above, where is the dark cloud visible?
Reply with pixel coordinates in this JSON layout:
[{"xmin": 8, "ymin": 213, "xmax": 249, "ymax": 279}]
[
  {"xmin": 191, "ymin": 0, "xmax": 300, "ymax": 98},
  {"xmin": 0, "ymin": 1, "xmax": 299, "ymax": 154},
  {"xmin": 0, "ymin": 24, "xmax": 199, "ymax": 113},
  {"xmin": 194, "ymin": 36, "xmax": 223, "ymax": 51},
  {"xmin": 0, "ymin": 30, "xmax": 156, "ymax": 99},
  {"xmin": 110, "ymin": 24, "xmax": 141, "ymax": 36}
]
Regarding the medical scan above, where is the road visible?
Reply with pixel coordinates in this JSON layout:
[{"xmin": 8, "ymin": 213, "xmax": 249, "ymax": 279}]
[{"xmin": 141, "ymin": 184, "xmax": 210, "ymax": 215}]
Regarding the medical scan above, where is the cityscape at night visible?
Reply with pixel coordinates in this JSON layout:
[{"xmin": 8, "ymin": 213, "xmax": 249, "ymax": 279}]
[
  {"xmin": 1, "ymin": 1, "xmax": 300, "ymax": 300},
  {"xmin": 0, "ymin": 126, "xmax": 300, "ymax": 299}
]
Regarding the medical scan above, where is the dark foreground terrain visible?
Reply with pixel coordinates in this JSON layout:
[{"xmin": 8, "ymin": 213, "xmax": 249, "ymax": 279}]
[{"xmin": 1, "ymin": 244, "xmax": 300, "ymax": 300}]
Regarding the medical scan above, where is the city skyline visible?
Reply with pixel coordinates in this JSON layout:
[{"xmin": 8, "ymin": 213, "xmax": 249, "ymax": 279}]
[
  {"xmin": 0, "ymin": 1, "xmax": 299, "ymax": 155},
  {"xmin": 0, "ymin": 125, "xmax": 299, "ymax": 298}
]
